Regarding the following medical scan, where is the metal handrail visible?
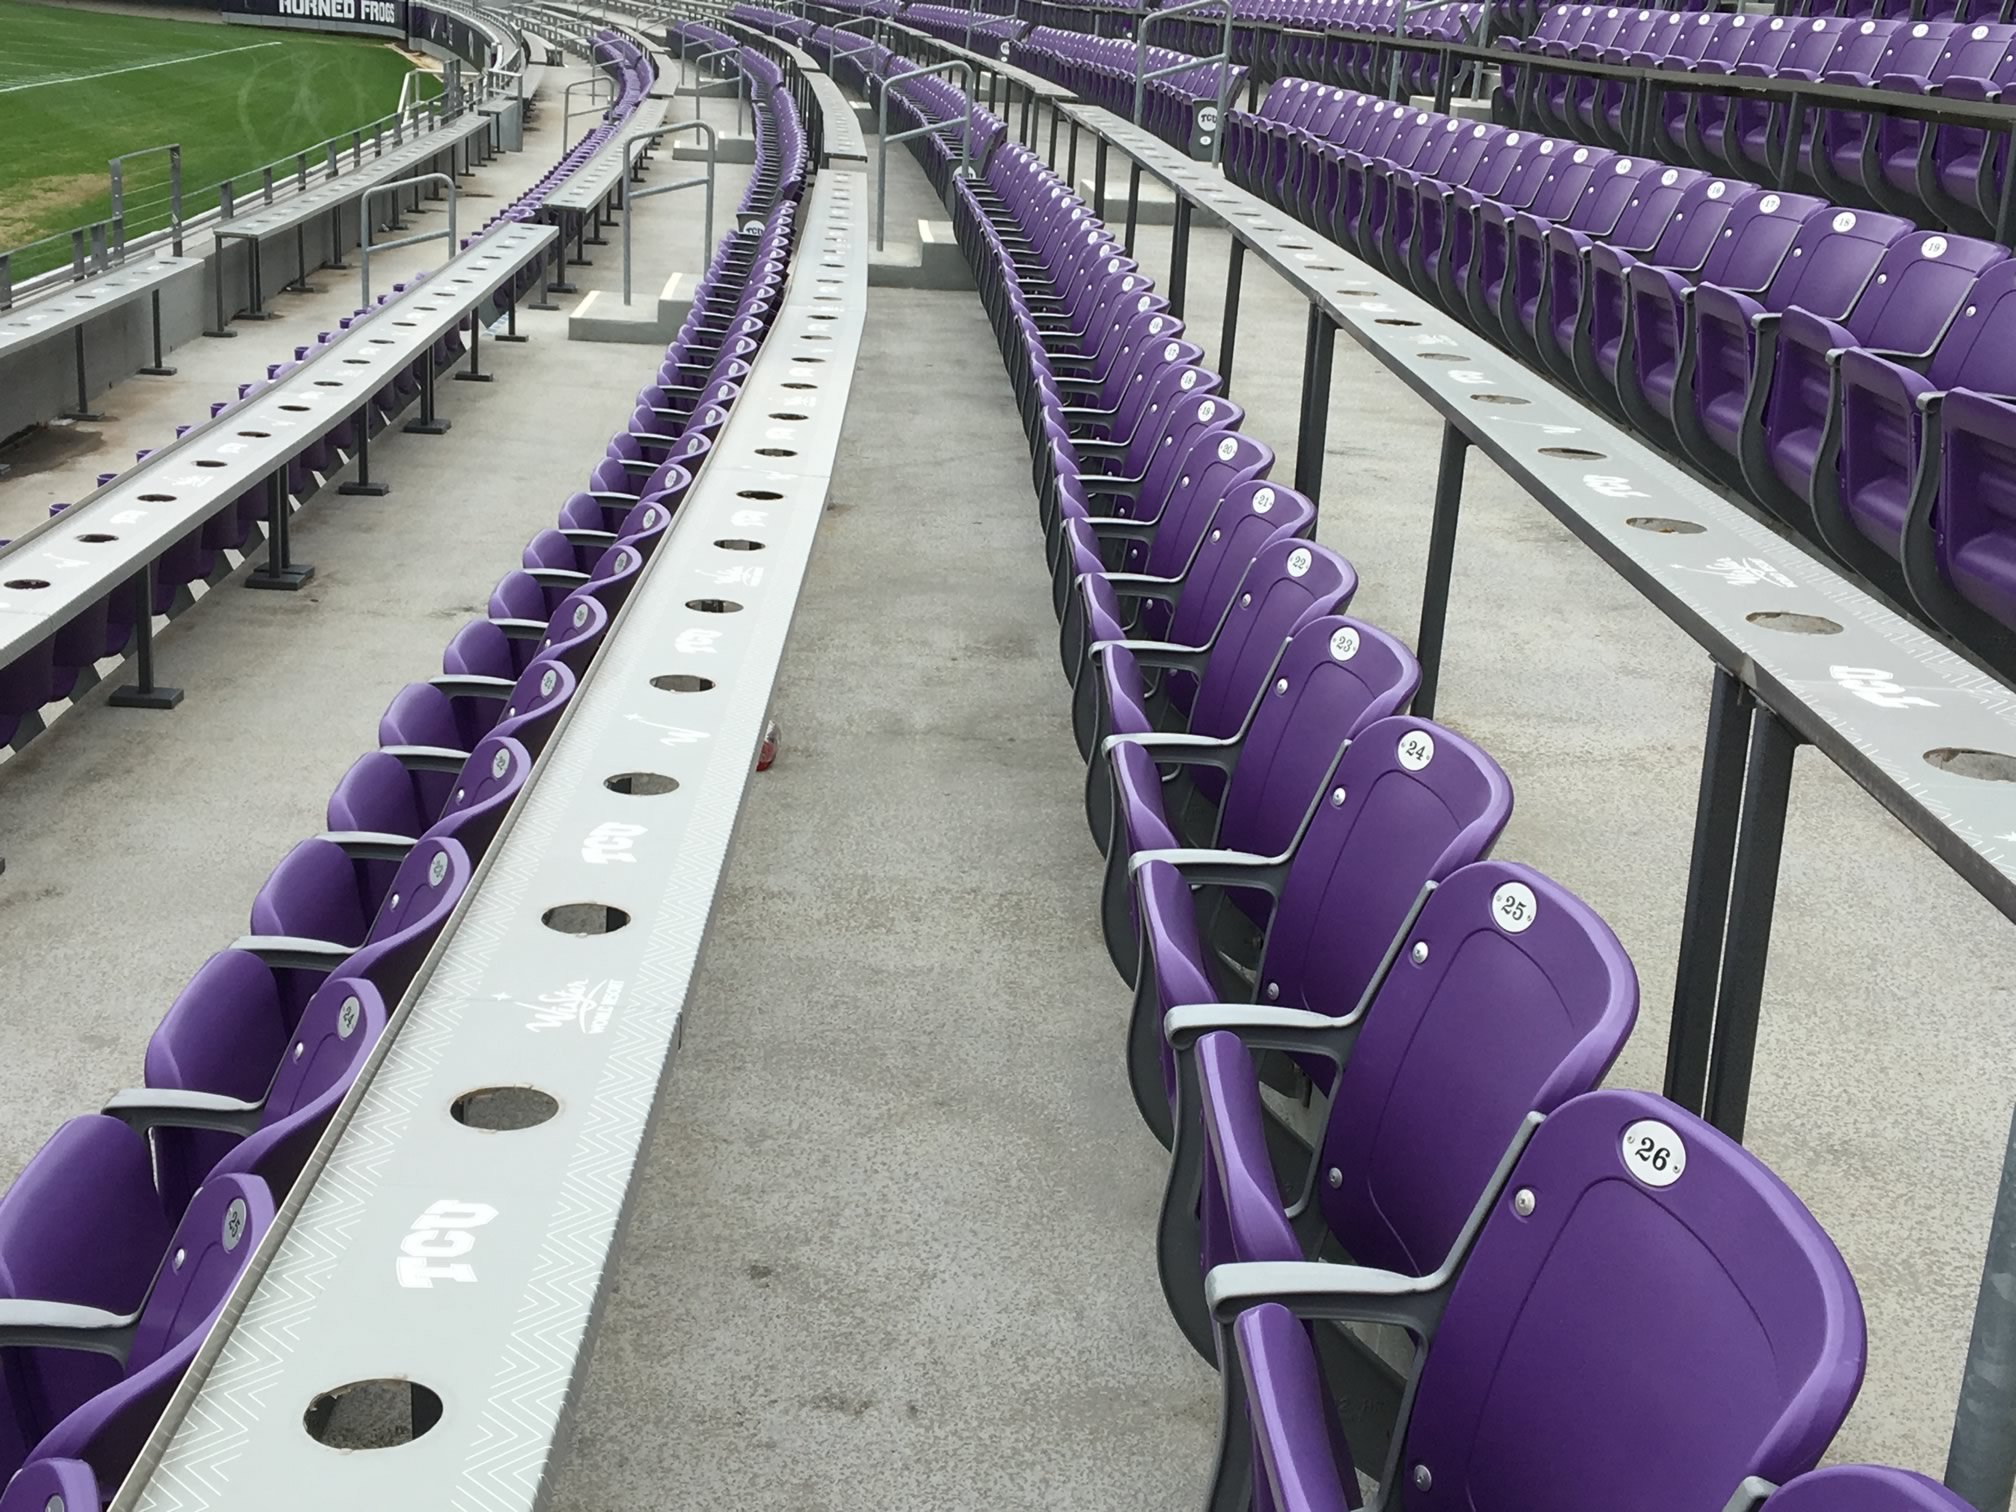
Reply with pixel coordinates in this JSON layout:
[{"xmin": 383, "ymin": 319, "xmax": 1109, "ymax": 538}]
[
  {"xmin": 877, "ymin": 57, "xmax": 976, "ymax": 249},
  {"xmin": 1132, "ymin": 0, "xmax": 1233, "ymax": 160},
  {"xmin": 620, "ymin": 121, "xmax": 719, "ymax": 302},
  {"xmin": 827, "ymin": 13, "xmax": 892, "ymax": 80},
  {"xmin": 687, "ymin": 40, "xmax": 750, "ymax": 129},
  {"xmin": 564, "ymin": 73, "xmax": 620, "ymax": 148},
  {"xmin": 358, "ymin": 172, "xmax": 459, "ymax": 305}
]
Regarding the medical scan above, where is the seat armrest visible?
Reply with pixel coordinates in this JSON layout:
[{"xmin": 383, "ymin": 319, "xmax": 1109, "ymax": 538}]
[
  {"xmin": 526, "ymin": 567, "xmax": 591, "ymax": 589},
  {"xmin": 1936, "ymin": 75, "xmax": 2000, "ymax": 102},
  {"xmin": 1102, "ymin": 729, "xmax": 1241, "ymax": 774},
  {"xmin": 102, "ymin": 1087, "xmax": 266, "ymax": 1137},
  {"xmin": 1820, "ymin": 68, "xmax": 1874, "ymax": 87},
  {"xmin": 1098, "ymin": 568, "xmax": 1184, "ymax": 606},
  {"xmin": 428, "ymin": 674, "xmax": 515, "ymax": 700},
  {"xmin": 1723, "ymin": 1479, "xmax": 1779, "ymax": 1512},
  {"xmin": 1689, "ymin": 58, "xmax": 1735, "ymax": 76},
  {"xmin": 1127, "ymin": 845, "xmax": 1289, "ymax": 895},
  {"xmin": 317, "ymin": 830, "xmax": 418, "ymax": 863},
  {"xmin": 560, "ymin": 527, "xmax": 617, "ymax": 549},
  {"xmin": 1163, "ymin": 1002, "xmax": 1362, "ymax": 1056},
  {"xmin": 0, "ymin": 1302, "xmax": 139, "ymax": 1360},
  {"xmin": 1875, "ymin": 71, "xmax": 1927, "ymax": 94},
  {"xmin": 1203, "ymin": 1259, "xmax": 1450, "ymax": 1333},
  {"xmin": 380, "ymin": 744, "xmax": 470, "ymax": 773},
  {"xmin": 1090, "ymin": 637, "xmax": 1209, "ymax": 675},
  {"xmin": 229, "ymin": 935, "xmax": 353, "ymax": 972}
]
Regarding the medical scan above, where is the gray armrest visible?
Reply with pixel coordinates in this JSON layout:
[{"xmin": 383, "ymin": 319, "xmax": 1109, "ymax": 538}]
[
  {"xmin": 317, "ymin": 830, "xmax": 418, "ymax": 862},
  {"xmin": 381, "ymin": 744, "xmax": 471, "ymax": 773},
  {"xmin": 1089, "ymin": 637, "xmax": 1209, "ymax": 675},
  {"xmin": 1722, "ymin": 1479, "xmax": 1776, "ymax": 1512},
  {"xmin": 1102, "ymin": 729, "xmax": 1240, "ymax": 775},
  {"xmin": 101, "ymin": 1087, "xmax": 265, "ymax": 1137},
  {"xmin": 1204, "ymin": 1259, "xmax": 1450, "ymax": 1334},
  {"xmin": 0, "ymin": 1301, "xmax": 139, "ymax": 1359},
  {"xmin": 428, "ymin": 674, "xmax": 514, "ymax": 701},
  {"xmin": 1163, "ymin": 1002, "xmax": 1360, "ymax": 1056},
  {"xmin": 1099, "ymin": 569, "xmax": 1183, "ymax": 605},
  {"xmin": 1127, "ymin": 844, "xmax": 1289, "ymax": 896},
  {"xmin": 560, "ymin": 527, "xmax": 617, "ymax": 548},
  {"xmin": 490, "ymin": 617, "xmax": 549, "ymax": 642},
  {"xmin": 229, "ymin": 935, "xmax": 351, "ymax": 972},
  {"xmin": 526, "ymin": 567, "xmax": 590, "ymax": 589}
]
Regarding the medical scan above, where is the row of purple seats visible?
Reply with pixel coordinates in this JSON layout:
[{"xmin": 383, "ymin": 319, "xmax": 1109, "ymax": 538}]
[
  {"xmin": 943, "ymin": 82, "xmax": 1979, "ymax": 1510},
  {"xmin": 1499, "ymin": 8, "xmax": 2016, "ymax": 237},
  {"xmin": 1228, "ymin": 78, "xmax": 2016, "ymax": 670},
  {"xmin": 518, "ymin": 31, "xmax": 656, "ymax": 220},
  {"xmin": 1145, "ymin": 0, "xmax": 1494, "ymax": 98},
  {"xmin": 904, "ymin": 3, "xmax": 1034, "ymax": 49},
  {"xmin": 0, "ymin": 80, "xmax": 811, "ymax": 1512},
  {"xmin": 0, "ymin": 33, "xmax": 657, "ymax": 754},
  {"xmin": 1008, "ymin": 25, "xmax": 1248, "ymax": 155}
]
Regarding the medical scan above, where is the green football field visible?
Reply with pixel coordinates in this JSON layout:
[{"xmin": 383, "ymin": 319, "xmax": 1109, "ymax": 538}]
[{"xmin": 0, "ymin": 0, "xmax": 426, "ymax": 273}]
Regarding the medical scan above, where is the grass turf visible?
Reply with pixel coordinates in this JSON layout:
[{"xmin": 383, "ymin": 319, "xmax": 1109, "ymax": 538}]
[{"xmin": 0, "ymin": 0, "xmax": 425, "ymax": 273}]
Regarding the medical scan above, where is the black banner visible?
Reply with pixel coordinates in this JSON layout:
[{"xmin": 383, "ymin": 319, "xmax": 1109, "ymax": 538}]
[{"xmin": 219, "ymin": 0, "xmax": 409, "ymax": 42}]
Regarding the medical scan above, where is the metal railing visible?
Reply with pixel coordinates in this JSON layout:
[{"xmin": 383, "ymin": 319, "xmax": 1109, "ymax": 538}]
[
  {"xmin": 1132, "ymin": 0, "xmax": 1234, "ymax": 161},
  {"xmin": 621, "ymin": 122, "xmax": 719, "ymax": 301},
  {"xmin": 358, "ymin": 173, "xmax": 460, "ymax": 305},
  {"xmin": 564, "ymin": 72, "xmax": 620, "ymax": 146},
  {"xmin": 877, "ymin": 57, "xmax": 977, "ymax": 248},
  {"xmin": 0, "ymin": 53, "xmax": 513, "ymax": 310}
]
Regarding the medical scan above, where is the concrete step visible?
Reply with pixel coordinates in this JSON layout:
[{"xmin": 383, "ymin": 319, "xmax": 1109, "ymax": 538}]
[
  {"xmin": 566, "ymin": 271, "xmax": 695, "ymax": 344},
  {"xmin": 868, "ymin": 219, "xmax": 975, "ymax": 291},
  {"xmin": 1073, "ymin": 172, "xmax": 1222, "ymax": 228}
]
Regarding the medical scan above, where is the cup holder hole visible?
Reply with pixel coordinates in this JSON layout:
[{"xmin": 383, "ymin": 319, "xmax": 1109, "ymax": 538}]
[{"xmin": 541, "ymin": 903, "xmax": 630, "ymax": 935}]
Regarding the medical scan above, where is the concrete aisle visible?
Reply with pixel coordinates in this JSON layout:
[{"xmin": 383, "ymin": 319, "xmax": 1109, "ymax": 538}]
[{"xmin": 543, "ymin": 282, "xmax": 1221, "ymax": 1510}]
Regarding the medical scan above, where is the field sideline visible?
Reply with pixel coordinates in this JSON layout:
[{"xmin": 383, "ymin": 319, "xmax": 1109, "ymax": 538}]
[{"xmin": 0, "ymin": 0, "xmax": 424, "ymax": 271}]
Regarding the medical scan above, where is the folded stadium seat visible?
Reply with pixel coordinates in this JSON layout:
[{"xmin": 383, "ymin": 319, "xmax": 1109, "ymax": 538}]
[
  {"xmin": 236, "ymin": 835, "xmax": 474, "ymax": 1022},
  {"xmin": 1045, "ymin": 392, "xmax": 1252, "ymax": 582},
  {"xmin": 1924, "ymin": 385, "xmax": 2016, "ymax": 652},
  {"xmin": 1413, "ymin": 134, "xmax": 1562, "ymax": 313},
  {"xmin": 1327, "ymin": 105, "xmax": 1439, "ymax": 251},
  {"xmin": 1127, "ymin": 713, "xmax": 1512, "ymax": 1145},
  {"xmin": 1739, "ymin": 230, "xmax": 2008, "ymax": 518},
  {"xmin": 1495, "ymin": 152, "xmax": 1654, "ymax": 359},
  {"xmin": 0, "ymin": 1117, "xmax": 166, "ymax": 1494},
  {"xmin": 1856, "ymin": 21, "xmax": 2016, "ymax": 221},
  {"xmin": 1203, "ymin": 1089, "xmax": 1864, "ymax": 1511},
  {"xmin": 106, "ymin": 973, "xmax": 388, "ymax": 1218},
  {"xmin": 1909, "ymin": 30, "xmax": 2016, "ymax": 232},
  {"xmin": 379, "ymin": 657, "xmax": 579, "ymax": 789},
  {"xmin": 1061, "ymin": 474, "xmax": 1300, "ymax": 688},
  {"xmin": 1671, "ymin": 207, "xmax": 1919, "ymax": 466},
  {"xmin": 1613, "ymin": 193, "xmax": 1833, "ymax": 438},
  {"xmin": 0, "ymin": 1163, "xmax": 274, "ymax": 1506},
  {"xmin": 1099, "ymin": 612, "xmax": 1418, "ymax": 982},
  {"xmin": 1724, "ymin": 17, "xmax": 1853, "ymax": 181},
  {"xmin": 1807, "ymin": 20, "xmax": 1954, "ymax": 203},
  {"xmin": 0, "ymin": 641, "xmax": 54, "ymax": 750},
  {"xmin": 445, "ymin": 591, "xmax": 612, "ymax": 683},
  {"xmin": 1678, "ymin": 15, "xmax": 1810, "ymax": 174},
  {"xmin": 489, "ymin": 541, "xmax": 648, "ymax": 644},
  {"xmin": 1373, "ymin": 123, "xmax": 1511, "ymax": 278},
  {"xmin": 1574, "ymin": 178, "xmax": 1764, "ymax": 401},
  {"xmin": 1566, "ymin": 8, "xmax": 1665, "ymax": 146},
  {"xmin": 326, "ymin": 734, "xmax": 537, "ymax": 859},
  {"xmin": 1074, "ymin": 517, "xmax": 1341, "ymax": 779},
  {"xmin": 1531, "ymin": 163, "xmax": 1709, "ymax": 384},
  {"xmin": 1742, "ymin": 1467, "xmax": 1980, "ymax": 1511},
  {"xmin": 1159, "ymin": 858, "xmax": 1638, "ymax": 1356}
]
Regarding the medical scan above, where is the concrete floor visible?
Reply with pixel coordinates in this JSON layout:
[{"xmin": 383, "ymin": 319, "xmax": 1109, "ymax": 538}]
[{"xmin": 0, "ymin": 58, "xmax": 2007, "ymax": 1512}]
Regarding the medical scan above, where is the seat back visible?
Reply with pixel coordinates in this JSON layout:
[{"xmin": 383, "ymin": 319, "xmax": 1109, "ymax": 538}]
[
  {"xmin": 489, "ymin": 656, "xmax": 579, "ymax": 755},
  {"xmin": 1400, "ymin": 1089, "xmax": 1865, "ymax": 1506},
  {"xmin": 1840, "ymin": 231, "xmax": 2009, "ymax": 350},
  {"xmin": 205, "ymin": 976, "xmax": 389, "ymax": 1203},
  {"xmin": 1211, "ymin": 615, "xmax": 1420, "ymax": 853},
  {"xmin": 327, "ymin": 750, "xmax": 432, "ymax": 838},
  {"xmin": 1927, "ymin": 258, "xmax": 2016, "ymax": 387},
  {"xmin": 27, "ymin": 1174, "xmax": 276, "ymax": 1500},
  {"xmin": 1642, "ymin": 178, "xmax": 1753, "ymax": 269},
  {"xmin": 250, "ymin": 838, "xmax": 371, "ymax": 949},
  {"xmin": 1699, "ymin": 194, "xmax": 1830, "ymax": 291},
  {"xmin": 0, "ymin": 1119, "xmax": 168, "ymax": 1485},
  {"xmin": 338, "ymin": 835, "xmax": 473, "ymax": 1005},
  {"xmin": 1258, "ymin": 715, "xmax": 1513, "ymax": 1014},
  {"xmin": 1183, "ymin": 540, "xmax": 1358, "ymax": 740},
  {"xmin": 1310, "ymin": 861, "xmax": 1638, "ymax": 1276},
  {"xmin": 428, "ymin": 735, "xmax": 533, "ymax": 862},
  {"xmin": 144, "ymin": 952, "xmax": 293, "ymax": 1215},
  {"xmin": 1754, "ymin": 206, "xmax": 1914, "ymax": 319}
]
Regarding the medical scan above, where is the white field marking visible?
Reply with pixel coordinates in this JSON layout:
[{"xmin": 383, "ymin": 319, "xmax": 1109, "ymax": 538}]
[{"xmin": 0, "ymin": 41, "xmax": 283, "ymax": 95}]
